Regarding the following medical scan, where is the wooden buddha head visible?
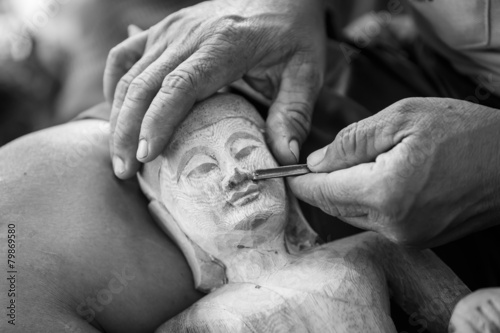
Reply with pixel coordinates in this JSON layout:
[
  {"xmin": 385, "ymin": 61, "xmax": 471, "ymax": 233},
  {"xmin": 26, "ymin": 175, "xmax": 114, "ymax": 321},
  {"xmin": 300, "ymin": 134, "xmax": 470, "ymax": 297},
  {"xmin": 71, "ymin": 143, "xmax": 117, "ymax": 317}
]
[{"xmin": 138, "ymin": 93, "xmax": 319, "ymax": 293}]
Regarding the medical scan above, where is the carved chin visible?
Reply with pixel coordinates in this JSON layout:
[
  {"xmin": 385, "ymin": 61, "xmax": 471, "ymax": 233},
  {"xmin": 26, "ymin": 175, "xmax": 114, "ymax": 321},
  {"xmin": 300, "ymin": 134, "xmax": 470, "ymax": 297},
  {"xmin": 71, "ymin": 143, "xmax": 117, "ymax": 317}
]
[
  {"xmin": 222, "ymin": 184, "xmax": 286, "ymax": 231},
  {"xmin": 233, "ymin": 211, "xmax": 274, "ymax": 231}
]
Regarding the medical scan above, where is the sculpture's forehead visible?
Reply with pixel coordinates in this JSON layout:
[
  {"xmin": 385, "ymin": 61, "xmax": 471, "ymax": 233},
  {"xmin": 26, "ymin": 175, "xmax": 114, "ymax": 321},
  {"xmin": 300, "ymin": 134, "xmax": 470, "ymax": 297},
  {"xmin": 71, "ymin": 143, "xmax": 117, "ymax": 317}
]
[
  {"xmin": 168, "ymin": 116, "xmax": 263, "ymax": 153},
  {"xmin": 167, "ymin": 94, "xmax": 265, "ymax": 153},
  {"xmin": 178, "ymin": 94, "xmax": 262, "ymax": 130}
]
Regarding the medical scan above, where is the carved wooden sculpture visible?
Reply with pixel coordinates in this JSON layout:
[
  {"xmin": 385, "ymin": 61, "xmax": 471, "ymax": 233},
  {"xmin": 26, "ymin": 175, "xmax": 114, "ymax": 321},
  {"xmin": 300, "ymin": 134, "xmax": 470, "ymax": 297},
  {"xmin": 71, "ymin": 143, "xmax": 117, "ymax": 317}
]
[{"xmin": 138, "ymin": 93, "xmax": 470, "ymax": 333}]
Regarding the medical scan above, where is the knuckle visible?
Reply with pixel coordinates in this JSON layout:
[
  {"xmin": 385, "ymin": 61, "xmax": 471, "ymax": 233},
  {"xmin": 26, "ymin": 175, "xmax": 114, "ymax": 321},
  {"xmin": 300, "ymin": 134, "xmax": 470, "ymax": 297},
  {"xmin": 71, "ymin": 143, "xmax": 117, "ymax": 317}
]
[
  {"xmin": 185, "ymin": 21, "xmax": 203, "ymax": 39},
  {"xmin": 127, "ymin": 76, "xmax": 155, "ymax": 103},
  {"xmin": 115, "ymin": 74, "xmax": 135, "ymax": 99},
  {"xmin": 378, "ymin": 100, "xmax": 420, "ymax": 132},
  {"xmin": 390, "ymin": 97, "xmax": 425, "ymax": 116},
  {"xmin": 209, "ymin": 15, "xmax": 248, "ymax": 48},
  {"xmin": 407, "ymin": 141, "xmax": 432, "ymax": 169},
  {"xmin": 295, "ymin": 60, "xmax": 324, "ymax": 93},
  {"xmin": 161, "ymin": 70, "xmax": 197, "ymax": 96},
  {"xmin": 284, "ymin": 102, "xmax": 312, "ymax": 140},
  {"xmin": 156, "ymin": 60, "xmax": 176, "ymax": 75},
  {"xmin": 190, "ymin": 60, "xmax": 213, "ymax": 86},
  {"xmin": 214, "ymin": 15, "xmax": 245, "ymax": 36},
  {"xmin": 336, "ymin": 122, "xmax": 360, "ymax": 158}
]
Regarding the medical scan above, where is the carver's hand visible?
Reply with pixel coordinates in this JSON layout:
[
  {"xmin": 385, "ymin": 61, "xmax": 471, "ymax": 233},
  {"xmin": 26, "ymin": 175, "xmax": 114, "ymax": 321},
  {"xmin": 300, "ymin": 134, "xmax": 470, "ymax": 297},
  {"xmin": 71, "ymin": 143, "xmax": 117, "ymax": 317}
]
[
  {"xmin": 289, "ymin": 98, "xmax": 500, "ymax": 247},
  {"xmin": 104, "ymin": 0, "xmax": 326, "ymax": 179}
]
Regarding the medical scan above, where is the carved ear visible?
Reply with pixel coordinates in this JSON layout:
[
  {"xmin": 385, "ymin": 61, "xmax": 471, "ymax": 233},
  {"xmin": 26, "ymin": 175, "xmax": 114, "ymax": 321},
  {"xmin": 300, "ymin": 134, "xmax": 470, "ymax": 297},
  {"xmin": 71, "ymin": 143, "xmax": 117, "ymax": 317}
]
[
  {"xmin": 285, "ymin": 187, "xmax": 323, "ymax": 253},
  {"xmin": 148, "ymin": 200, "xmax": 227, "ymax": 293}
]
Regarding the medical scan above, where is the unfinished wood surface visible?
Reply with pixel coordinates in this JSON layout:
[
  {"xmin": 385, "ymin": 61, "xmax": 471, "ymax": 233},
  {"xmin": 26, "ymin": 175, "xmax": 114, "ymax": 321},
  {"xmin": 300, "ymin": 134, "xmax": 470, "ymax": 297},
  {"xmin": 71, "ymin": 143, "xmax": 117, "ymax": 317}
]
[{"xmin": 139, "ymin": 93, "xmax": 470, "ymax": 333}]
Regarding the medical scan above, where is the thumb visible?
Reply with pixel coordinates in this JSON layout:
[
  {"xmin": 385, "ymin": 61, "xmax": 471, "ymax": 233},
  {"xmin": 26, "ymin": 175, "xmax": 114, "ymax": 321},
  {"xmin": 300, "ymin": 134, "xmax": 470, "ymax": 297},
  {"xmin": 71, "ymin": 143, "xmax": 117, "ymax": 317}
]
[
  {"xmin": 288, "ymin": 163, "xmax": 377, "ymax": 230},
  {"xmin": 307, "ymin": 106, "xmax": 404, "ymax": 173},
  {"xmin": 266, "ymin": 60, "xmax": 323, "ymax": 165}
]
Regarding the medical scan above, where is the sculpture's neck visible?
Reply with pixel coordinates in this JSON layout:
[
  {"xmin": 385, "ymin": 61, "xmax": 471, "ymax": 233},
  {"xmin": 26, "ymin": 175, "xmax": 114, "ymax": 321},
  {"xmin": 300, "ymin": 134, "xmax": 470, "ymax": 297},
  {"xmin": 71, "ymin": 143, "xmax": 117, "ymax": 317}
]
[{"xmin": 216, "ymin": 232, "xmax": 291, "ymax": 284}]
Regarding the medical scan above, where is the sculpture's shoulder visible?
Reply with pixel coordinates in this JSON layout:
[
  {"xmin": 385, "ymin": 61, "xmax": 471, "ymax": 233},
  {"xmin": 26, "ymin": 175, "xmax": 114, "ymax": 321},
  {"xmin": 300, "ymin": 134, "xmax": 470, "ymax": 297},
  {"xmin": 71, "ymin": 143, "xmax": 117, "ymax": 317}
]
[
  {"xmin": 158, "ymin": 282, "xmax": 315, "ymax": 333},
  {"xmin": 163, "ymin": 267, "xmax": 394, "ymax": 333},
  {"xmin": 160, "ymin": 235, "xmax": 398, "ymax": 333},
  {"xmin": 158, "ymin": 234, "xmax": 397, "ymax": 333},
  {"xmin": 156, "ymin": 288, "xmax": 252, "ymax": 333}
]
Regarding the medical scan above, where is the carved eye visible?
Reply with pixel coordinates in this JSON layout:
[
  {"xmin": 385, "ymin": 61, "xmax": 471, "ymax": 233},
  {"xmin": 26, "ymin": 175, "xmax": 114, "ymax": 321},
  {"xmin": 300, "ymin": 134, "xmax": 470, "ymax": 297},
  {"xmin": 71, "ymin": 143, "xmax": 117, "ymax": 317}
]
[
  {"xmin": 184, "ymin": 154, "xmax": 220, "ymax": 180},
  {"xmin": 234, "ymin": 145, "xmax": 259, "ymax": 160},
  {"xmin": 187, "ymin": 163, "xmax": 219, "ymax": 179}
]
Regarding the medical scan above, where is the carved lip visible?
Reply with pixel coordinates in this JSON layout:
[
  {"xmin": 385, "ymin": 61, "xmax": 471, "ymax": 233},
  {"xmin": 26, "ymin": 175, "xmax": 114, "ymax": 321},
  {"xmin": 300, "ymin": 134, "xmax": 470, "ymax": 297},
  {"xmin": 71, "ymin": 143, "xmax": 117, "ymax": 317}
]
[{"xmin": 228, "ymin": 184, "xmax": 260, "ymax": 207}]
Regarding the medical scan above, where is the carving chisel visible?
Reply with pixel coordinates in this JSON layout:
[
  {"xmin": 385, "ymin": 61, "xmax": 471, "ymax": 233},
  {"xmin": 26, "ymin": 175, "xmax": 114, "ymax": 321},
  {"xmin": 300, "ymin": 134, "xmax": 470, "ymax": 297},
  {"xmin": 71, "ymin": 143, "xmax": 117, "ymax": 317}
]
[{"xmin": 252, "ymin": 164, "xmax": 311, "ymax": 181}]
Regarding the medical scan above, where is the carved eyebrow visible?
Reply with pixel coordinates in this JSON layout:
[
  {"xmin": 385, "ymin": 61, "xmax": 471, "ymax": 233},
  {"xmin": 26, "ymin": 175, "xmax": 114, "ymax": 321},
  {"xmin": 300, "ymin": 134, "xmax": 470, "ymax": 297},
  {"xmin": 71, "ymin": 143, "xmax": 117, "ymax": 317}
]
[
  {"xmin": 225, "ymin": 132, "xmax": 263, "ymax": 153},
  {"xmin": 176, "ymin": 146, "xmax": 214, "ymax": 182}
]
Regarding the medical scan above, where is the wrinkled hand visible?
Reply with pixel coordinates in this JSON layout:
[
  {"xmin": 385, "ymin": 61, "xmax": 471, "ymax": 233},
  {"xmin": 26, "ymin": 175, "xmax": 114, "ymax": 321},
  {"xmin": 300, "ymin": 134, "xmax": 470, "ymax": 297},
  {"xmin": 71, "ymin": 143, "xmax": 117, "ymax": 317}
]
[
  {"xmin": 289, "ymin": 98, "xmax": 500, "ymax": 247},
  {"xmin": 104, "ymin": 0, "xmax": 326, "ymax": 179}
]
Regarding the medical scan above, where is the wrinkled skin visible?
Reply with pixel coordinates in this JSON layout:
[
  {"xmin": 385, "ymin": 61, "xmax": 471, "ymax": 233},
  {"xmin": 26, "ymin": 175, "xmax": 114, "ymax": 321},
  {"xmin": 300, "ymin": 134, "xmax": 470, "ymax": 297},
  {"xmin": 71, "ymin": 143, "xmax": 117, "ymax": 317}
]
[
  {"xmin": 104, "ymin": 0, "xmax": 326, "ymax": 179},
  {"xmin": 289, "ymin": 97, "xmax": 500, "ymax": 247}
]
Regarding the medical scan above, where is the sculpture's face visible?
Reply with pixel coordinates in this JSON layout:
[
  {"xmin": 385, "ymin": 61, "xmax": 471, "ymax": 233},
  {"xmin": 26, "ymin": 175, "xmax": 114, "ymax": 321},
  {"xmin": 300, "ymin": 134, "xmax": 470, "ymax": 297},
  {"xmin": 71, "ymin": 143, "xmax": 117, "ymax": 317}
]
[{"xmin": 160, "ymin": 109, "xmax": 287, "ymax": 249}]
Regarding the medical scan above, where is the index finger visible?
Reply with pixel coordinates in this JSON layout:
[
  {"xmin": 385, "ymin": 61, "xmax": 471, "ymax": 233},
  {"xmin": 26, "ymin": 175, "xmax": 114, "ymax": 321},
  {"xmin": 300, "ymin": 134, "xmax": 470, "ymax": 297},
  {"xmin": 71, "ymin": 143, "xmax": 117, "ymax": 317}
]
[{"xmin": 135, "ymin": 48, "xmax": 244, "ymax": 163}]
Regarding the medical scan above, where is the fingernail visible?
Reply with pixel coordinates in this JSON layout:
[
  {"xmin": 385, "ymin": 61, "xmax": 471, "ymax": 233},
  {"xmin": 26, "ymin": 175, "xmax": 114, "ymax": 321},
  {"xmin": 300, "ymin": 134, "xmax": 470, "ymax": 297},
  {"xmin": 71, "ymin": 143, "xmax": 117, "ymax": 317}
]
[
  {"xmin": 113, "ymin": 156, "xmax": 125, "ymax": 175},
  {"xmin": 289, "ymin": 139, "xmax": 300, "ymax": 163},
  {"xmin": 308, "ymin": 147, "xmax": 327, "ymax": 167},
  {"xmin": 137, "ymin": 139, "xmax": 148, "ymax": 160}
]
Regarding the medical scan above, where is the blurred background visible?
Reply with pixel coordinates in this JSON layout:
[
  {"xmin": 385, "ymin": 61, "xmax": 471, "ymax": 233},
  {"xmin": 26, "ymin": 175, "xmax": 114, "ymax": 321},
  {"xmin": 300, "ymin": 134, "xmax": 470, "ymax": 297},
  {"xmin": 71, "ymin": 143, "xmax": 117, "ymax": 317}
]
[
  {"xmin": 0, "ymin": 0, "xmax": 388, "ymax": 146},
  {"xmin": 0, "ymin": 0, "xmax": 201, "ymax": 145}
]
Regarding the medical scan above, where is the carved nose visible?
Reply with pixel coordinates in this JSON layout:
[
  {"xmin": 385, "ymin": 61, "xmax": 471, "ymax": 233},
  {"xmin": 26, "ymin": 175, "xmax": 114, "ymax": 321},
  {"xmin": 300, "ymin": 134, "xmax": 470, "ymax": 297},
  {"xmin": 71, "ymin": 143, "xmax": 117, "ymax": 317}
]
[{"xmin": 225, "ymin": 167, "xmax": 251, "ymax": 190}]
